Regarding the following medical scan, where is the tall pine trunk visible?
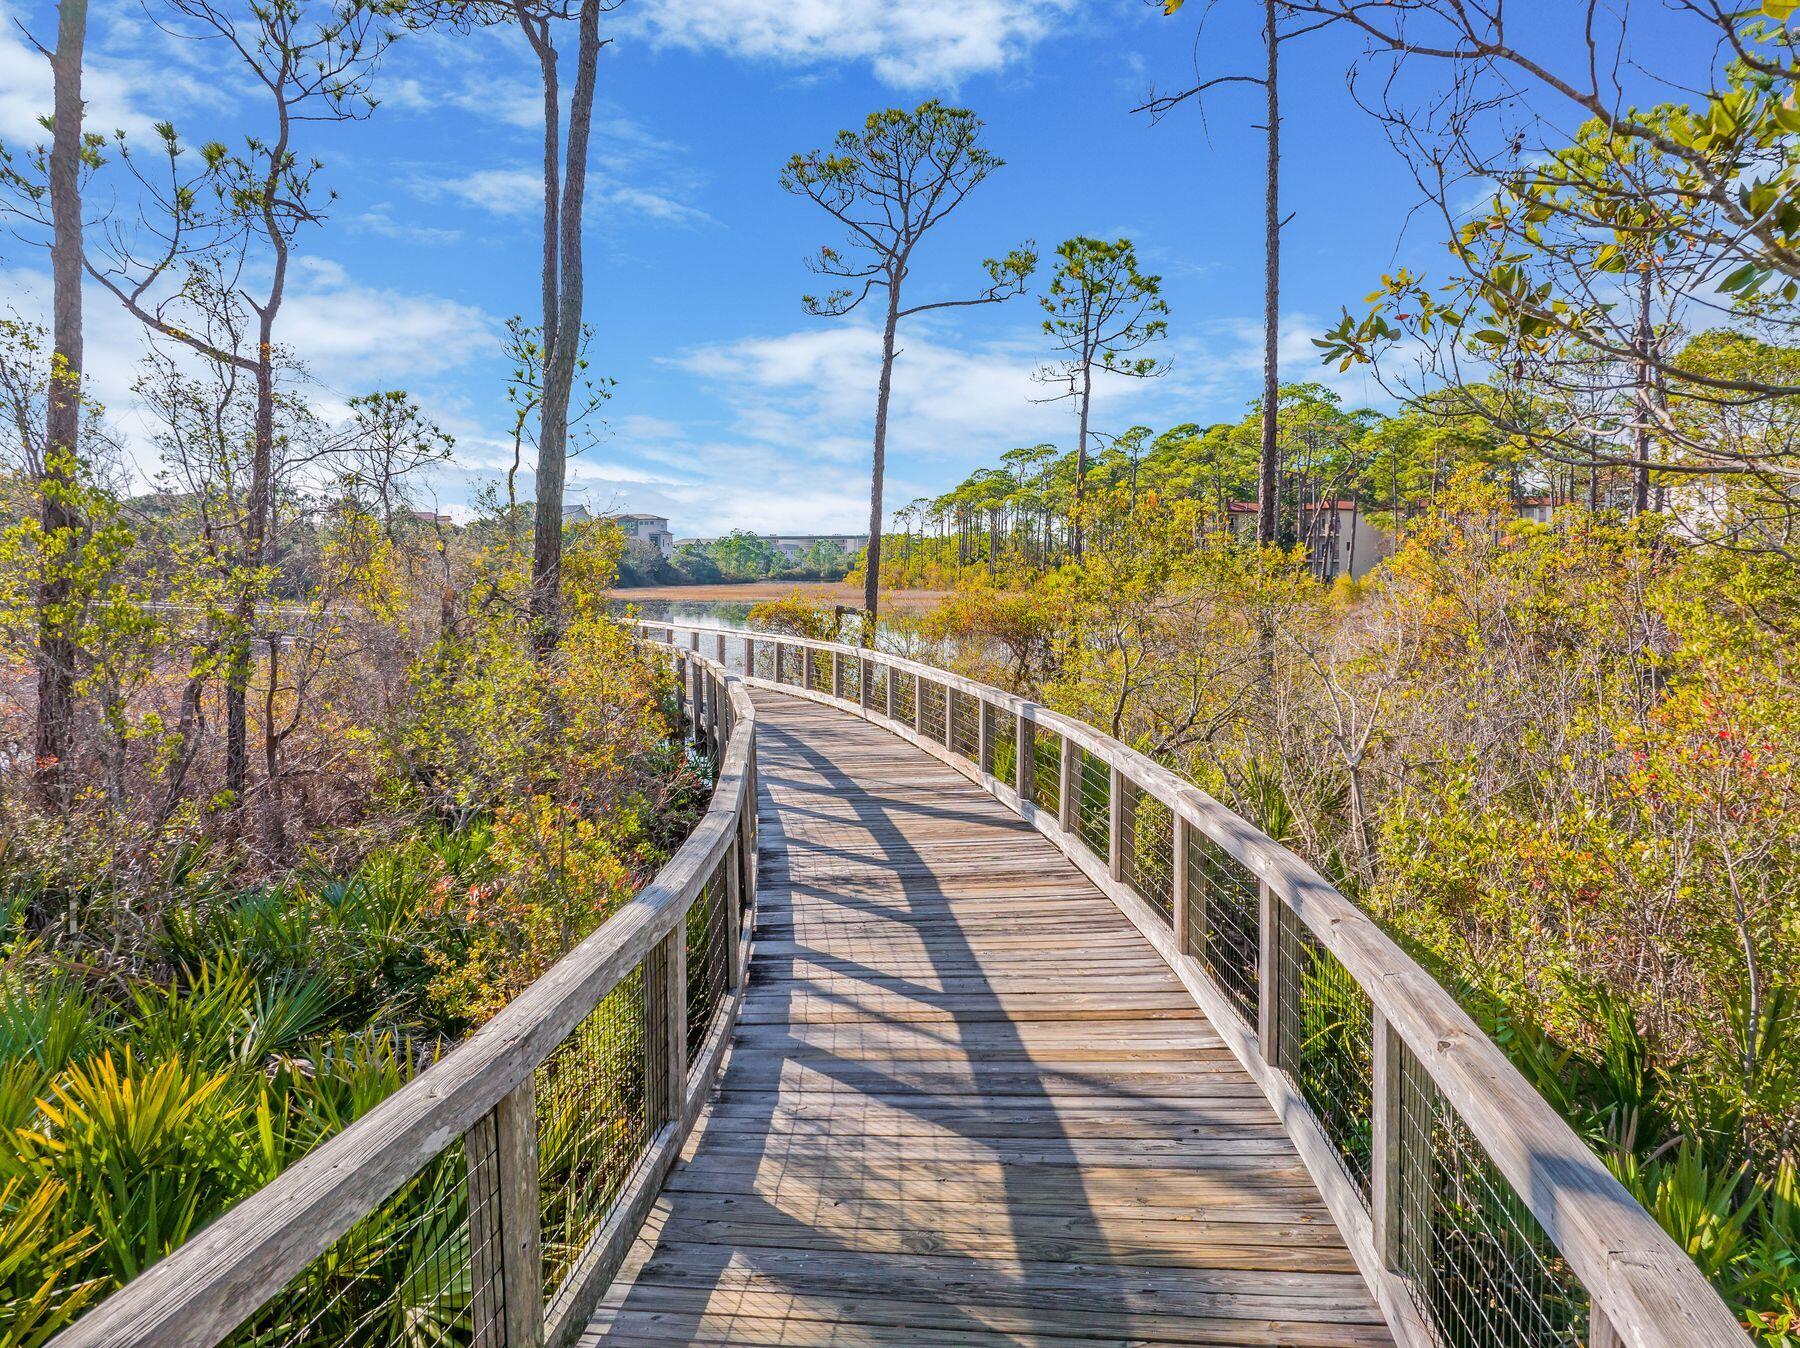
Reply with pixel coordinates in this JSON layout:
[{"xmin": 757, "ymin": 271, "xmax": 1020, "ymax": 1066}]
[
  {"xmin": 530, "ymin": 0, "xmax": 601, "ymax": 652},
  {"xmin": 1073, "ymin": 362, "xmax": 1092, "ymax": 557},
  {"xmin": 1632, "ymin": 267, "xmax": 1653, "ymax": 515},
  {"xmin": 1256, "ymin": 0, "xmax": 1281, "ymax": 546},
  {"xmin": 861, "ymin": 293, "xmax": 900, "ymax": 642},
  {"xmin": 35, "ymin": 0, "xmax": 87, "ymax": 810}
]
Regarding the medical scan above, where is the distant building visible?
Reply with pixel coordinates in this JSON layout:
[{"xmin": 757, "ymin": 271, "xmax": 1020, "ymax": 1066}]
[
  {"xmin": 761, "ymin": 533, "xmax": 868, "ymax": 561},
  {"xmin": 1224, "ymin": 500, "xmax": 1390, "ymax": 582},
  {"xmin": 410, "ymin": 508, "xmax": 456, "ymax": 530},
  {"xmin": 605, "ymin": 512, "xmax": 676, "ymax": 559},
  {"xmin": 1519, "ymin": 497, "xmax": 1556, "ymax": 525},
  {"xmin": 1296, "ymin": 501, "xmax": 1389, "ymax": 582}
]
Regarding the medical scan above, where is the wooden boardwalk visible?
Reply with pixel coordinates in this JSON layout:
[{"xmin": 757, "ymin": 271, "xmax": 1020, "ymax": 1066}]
[{"xmin": 582, "ymin": 691, "xmax": 1392, "ymax": 1346}]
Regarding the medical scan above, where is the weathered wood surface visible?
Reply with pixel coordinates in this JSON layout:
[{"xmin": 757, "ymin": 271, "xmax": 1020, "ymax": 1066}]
[{"xmin": 581, "ymin": 694, "xmax": 1391, "ymax": 1346}]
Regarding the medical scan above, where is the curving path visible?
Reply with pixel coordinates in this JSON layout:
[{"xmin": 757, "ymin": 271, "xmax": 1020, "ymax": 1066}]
[{"xmin": 581, "ymin": 690, "xmax": 1392, "ymax": 1345}]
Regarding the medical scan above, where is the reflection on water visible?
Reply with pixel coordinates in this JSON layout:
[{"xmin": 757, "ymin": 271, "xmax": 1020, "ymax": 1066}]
[
  {"xmin": 608, "ymin": 595, "xmax": 910, "ymax": 648},
  {"xmin": 609, "ymin": 597, "xmax": 756, "ymax": 631}
]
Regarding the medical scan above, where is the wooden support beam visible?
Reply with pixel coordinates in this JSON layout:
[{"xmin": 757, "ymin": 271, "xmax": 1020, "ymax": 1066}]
[
  {"xmin": 1015, "ymin": 713, "xmax": 1034, "ymax": 803},
  {"xmin": 644, "ymin": 930, "xmax": 687, "ymax": 1127},
  {"xmin": 1172, "ymin": 813, "xmax": 1192, "ymax": 954},
  {"xmin": 1257, "ymin": 881, "xmax": 1289, "ymax": 1069},
  {"xmin": 467, "ymin": 1080, "xmax": 542, "ymax": 1348},
  {"xmin": 1107, "ymin": 765, "xmax": 1124, "ymax": 882},
  {"xmin": 1051, "ymin": 730, "xmax": 1065, "ymax": 835},
  {"xmin": 724, "ymin": 838, "xmax": 742, "ymax": 989},
  {"xmin": 1372, "ymin": 1009, "xmax": 1402, "ymax": 1267}
]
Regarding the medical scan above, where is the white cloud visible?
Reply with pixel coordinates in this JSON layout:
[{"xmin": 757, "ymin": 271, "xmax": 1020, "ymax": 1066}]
[
  {"xmin": 0, "ymin": 6, "xmax": 160, "ymax": 143},
  {"xmin": 280, "ymin": 258, "xmax": 494, "ymax": 382},
  {"xmin": 355, "ymin": 207, "xmax": 464, "ymax": 245},
  {"xmin": 429, "ymin": 163, "xmax": 712, "ymax": 226},
  {"xmin": 0, "ymin": 258, "xmax": 495, "ymax": 491},
  {"xmin": 628, "ymin": 0, "xmax": 1075, "ymax": 89},
  {"xmin": 436, "ymin": 167, "xmax": 544, "ymax": 217},
  {"xmin": 611, "ymin": 308, "xmax": 1398, "ymax": 535}
]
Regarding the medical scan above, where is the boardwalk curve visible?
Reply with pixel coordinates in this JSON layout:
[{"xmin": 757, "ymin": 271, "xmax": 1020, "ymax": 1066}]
[
  {"xmin": 46, "ymin": 626, "xmax": 1749, "ymax": 1348},
  {"xmin": 583, "ymin": 692, "xmax": 1390, "ymax": 1345}
]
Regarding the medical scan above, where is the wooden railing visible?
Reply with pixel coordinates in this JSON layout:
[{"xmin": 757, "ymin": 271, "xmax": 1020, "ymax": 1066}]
[
  {"xmin": 50, "ymin": 638, "xmax": 756, "ymax": 1348},
  {"xmin": 647, "ymin": 621, "xmax": 1749, "ymax": 1348}
]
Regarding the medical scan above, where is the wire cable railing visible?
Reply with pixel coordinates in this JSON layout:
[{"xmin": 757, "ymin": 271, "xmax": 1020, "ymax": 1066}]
[
  {"xmin": 50, "ymin": 636, "xmax": 757, "ymax": 1348},
  {"xmin": 641, "ymin": 621, "xmax": 1749, "ymax": 1348}
]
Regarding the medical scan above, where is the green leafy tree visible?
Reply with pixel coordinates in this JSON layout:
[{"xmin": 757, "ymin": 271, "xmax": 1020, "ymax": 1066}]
[
  {"xmin": 1035, "ymin": 237, "xmax": 1168, "ymax": 555},
  {"xmin": 782, "ymin": 101, "xmax": 1035, "ymax": 636}
]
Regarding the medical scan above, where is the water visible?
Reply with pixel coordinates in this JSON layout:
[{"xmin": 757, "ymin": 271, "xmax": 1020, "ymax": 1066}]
[
  {"xmin": 609, "ymin": 597, "xmax": 758, "ymax": 631},
  {"xmin": 609, "ymin": 595, "xmax": 919, "ymax": 651}
]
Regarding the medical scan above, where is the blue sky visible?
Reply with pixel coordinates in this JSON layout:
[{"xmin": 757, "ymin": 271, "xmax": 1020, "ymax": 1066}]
[{"xmin": 1, "ymin": 0, "xmax": 1601, "ymax": 533}]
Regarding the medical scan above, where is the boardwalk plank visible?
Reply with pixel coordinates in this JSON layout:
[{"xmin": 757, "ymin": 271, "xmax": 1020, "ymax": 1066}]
[{"xmin": 582, "ymin": 692, "xmax": 1390, "ymax": 1346}]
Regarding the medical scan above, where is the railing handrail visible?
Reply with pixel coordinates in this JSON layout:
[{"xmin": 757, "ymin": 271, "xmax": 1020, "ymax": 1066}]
[
  {"xmin": 51, "ymin": 640, "xmax": 757, "ymax": 1348},
  {"xmin": 641, "ymin": 620, "xmax": 1748, "ymax": 1348}
]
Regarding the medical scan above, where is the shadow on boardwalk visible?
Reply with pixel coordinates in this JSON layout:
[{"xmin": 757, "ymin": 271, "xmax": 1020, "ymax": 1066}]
[{"xmin": 580, "ymin": 691, "xmax": 1390, "ymax": 1346}]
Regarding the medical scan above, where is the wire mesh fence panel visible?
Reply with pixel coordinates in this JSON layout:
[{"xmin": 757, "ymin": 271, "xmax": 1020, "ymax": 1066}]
[
  {"xmin": 537, "ymin": 963, "xmax": 651, "ymax": 1318},
  {"xmin": 752, "ymin": 641, "xmax": 775, "ymax": 682},
  {"xmin": 1393, "ymin": 1045, "xmax": 1590, "ymax": 1348},
  {"xmin": 1274, "ymin": 903, "xmax": 1375, "ymax": 1199},
  {"xmin": 1186, "ymin": 829, "xmax": 1260, "ymax": 1024},
  {"xmin": 225, "ymin": 1135, "xmax": 493, "ymax": 1347},
  {"xmin": 872, "ymin": 663, "xmax": 890, "ymax": 718},
  {"xmin": 807, "ymin": 650, "xmax": 832, "ymax": 695},
  {"xmin": 771, "ymin": 645, "xmax": 792, "ymax": 685},
  {"xmin": 1075, "ymin": 748, "xmax": 1110, "ymax": 861},
  {"xmin": 894, "ymin": 670, "xmax": 917, "ymax": 726},
  {"xmin": 837, "ymin": 653, "xmax": 862, "ymax": 703},
  {"xmin": 1031, "ymin": 729, "xmax": 1061, "ymax": 816},
  {"xmin": 919, "ymin": 680, "xmax": 947, "ymax": 741},
  {"xmin": 949, "ymin": 691, "xmax": 980, "ymax": 763},
  {"xmin": 1120, "ymin": 781, "xmax": 1175, "ymax": 922},
  {"xmin": 685, "ymin": 855, "xmax": 731, "ymax": 1062},
  {"xmin": 985, "ymin": 704, "xmax": 1018, "ymax": 785}
]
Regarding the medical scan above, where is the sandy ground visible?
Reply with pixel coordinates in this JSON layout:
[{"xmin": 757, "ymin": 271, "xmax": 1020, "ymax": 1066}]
[{"xmin": 614, "ymin": 580, "xmax": 951, "ymax": 611}]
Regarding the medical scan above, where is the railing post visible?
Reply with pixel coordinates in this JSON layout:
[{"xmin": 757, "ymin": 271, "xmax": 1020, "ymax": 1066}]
[
  {"xmin": 1057, "ymin": 735, "xmax": 1076, "ymax": 835},
  {"xmin": 706, "ymin": 671, "xmax": 721, "ymax": 756},
  {"xmin": 830, "ymin": 649, "xmax": 840, "ymax": 699},
  {"xmin": 714, "ymin": 632, "xmax": 725, "ymax": 664},
  {"xmin": 1590, "ymin": 1308, "xmax": 1625, "ymax": 1348},
  {"xmin": 1372, "ymin": 1009, "xmax": 1401, "ymax": 1265},
  {"xmin": 1372, "ymin": 1012, "xmax": 1432, "ymax": 1301},
  {"xmin": 466, "ymin": 1079, "xmax": 542, "ymax": 1348},
  {"xmin": 1107, "ymin": 764, "xmax": 1124, "ymax": 882},
  {"xmin": 859, "ymin": 655, "xmax": 871, "ymax": 710},
  {"xmin": 724, "ymin": 837, "xmax": 743, "ymax": 989},
  {"xmin": 1015, "ymin": 712, "xmax": 1033, "ymax": 803},
  {"xmin": 1257, "ymin": 881, "xmax": 1295, "ymax": 1069},
  {"xmin": 1172, "ymin": 813, "xmax": 1191, "ymax": 954},
  {"xmin": 692, "ymin": 662, "xmax": 707, "ymax": 747},
  {"xmin": 911, "ymin": 675, "xmax": 923, "ymax": 734},
  {"xmin": 675, "ymin": 653, "xmax": 690, "ymax": 738},
  {"xmin": 802, "ymin": 645, "xmax": 813, "ymax": 691},
  {"xmin": 977, "ymin": 699, "xmax": 991, "ymax": 778},
  {"xmin": 943, "ymin": 684, "xmax": 955, "ymax": 749},
  {"xmin": 644, "ymin": 927, "xmax": 687, "ymax": 1128},
  {"xmin": 885, "ymin": 664, "xmax": 896, "ymax": 721},
  {"xmin": 744, "ymin": 636, "xmax": 756, "ymax": 679}
]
